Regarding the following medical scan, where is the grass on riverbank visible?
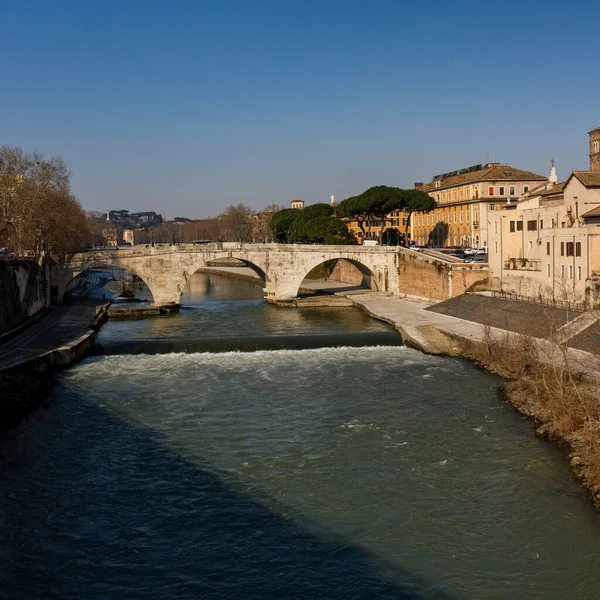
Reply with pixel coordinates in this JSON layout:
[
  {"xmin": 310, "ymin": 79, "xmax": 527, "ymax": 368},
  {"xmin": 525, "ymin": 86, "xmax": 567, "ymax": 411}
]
[{"xmin": 458, "ymin": 325, "xmax": 600, "ymax": 509}]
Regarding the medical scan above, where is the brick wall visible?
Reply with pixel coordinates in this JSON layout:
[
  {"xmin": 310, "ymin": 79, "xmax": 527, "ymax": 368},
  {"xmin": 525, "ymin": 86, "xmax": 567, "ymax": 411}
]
[
  {"xmin": 397, "ymin": 252, "xmax": 487, "ymax": 301},
  {"xmin": 328, "ymin": 259, "xmax": 364, "ymax": 285}
]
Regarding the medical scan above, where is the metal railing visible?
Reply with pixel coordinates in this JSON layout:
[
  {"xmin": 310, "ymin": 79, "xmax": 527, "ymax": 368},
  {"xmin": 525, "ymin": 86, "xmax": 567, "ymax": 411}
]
[{"xmin": 491, "ymin": 289, "xmax": 586, "ymax": 311}]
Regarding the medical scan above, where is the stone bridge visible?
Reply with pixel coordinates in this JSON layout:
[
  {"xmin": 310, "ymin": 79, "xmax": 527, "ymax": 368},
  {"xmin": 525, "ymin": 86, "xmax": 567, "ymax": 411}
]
[{"xmin": 54, "ymin": 243, "xmax": 404, "ymax": 305}]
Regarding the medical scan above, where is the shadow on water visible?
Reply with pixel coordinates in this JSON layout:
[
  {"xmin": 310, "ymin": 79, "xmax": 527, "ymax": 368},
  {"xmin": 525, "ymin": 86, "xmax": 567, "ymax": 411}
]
[{"xmin": 0, "ymin": 396, "xmax": 454, "ymax": 599}]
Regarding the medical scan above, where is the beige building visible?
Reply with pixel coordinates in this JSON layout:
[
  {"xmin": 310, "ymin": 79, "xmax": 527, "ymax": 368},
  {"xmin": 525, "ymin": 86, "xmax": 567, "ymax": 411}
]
[
  {"xmin": 290, "ymin": 200, "xmax": 305, "ymax": 210},
  {"xmin": 412, "ymin": 163, "xmax": 547, "ymax": 249},
  {"xmin": 487, "ymin": 129, "xmax": 600, "ymax": 307}
]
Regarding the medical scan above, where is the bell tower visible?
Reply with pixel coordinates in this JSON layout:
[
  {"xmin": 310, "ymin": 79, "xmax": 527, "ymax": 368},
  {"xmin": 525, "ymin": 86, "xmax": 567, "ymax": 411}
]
[{"xmin": 590, "ymin": 127, "xmax": 600, "ymax": 171}]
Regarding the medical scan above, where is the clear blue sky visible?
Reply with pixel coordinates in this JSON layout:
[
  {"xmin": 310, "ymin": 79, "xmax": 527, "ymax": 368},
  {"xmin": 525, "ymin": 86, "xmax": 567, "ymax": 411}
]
[{"xmin": 2, "ymin": 0, "xmax": 599, "ymax": 219}]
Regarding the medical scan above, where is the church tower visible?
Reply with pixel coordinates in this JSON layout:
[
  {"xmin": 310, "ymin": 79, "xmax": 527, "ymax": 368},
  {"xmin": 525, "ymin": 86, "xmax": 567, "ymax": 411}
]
[{"xmin": 590, "ymin": 127, "xmax": 600, "ymax": 171}]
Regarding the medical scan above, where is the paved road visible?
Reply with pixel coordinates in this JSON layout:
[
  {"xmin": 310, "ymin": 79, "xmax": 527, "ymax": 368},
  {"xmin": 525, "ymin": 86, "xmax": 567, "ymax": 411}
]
[{"xmin": 0, "ymin": 273, "xmax": 114, "ymax": 371}]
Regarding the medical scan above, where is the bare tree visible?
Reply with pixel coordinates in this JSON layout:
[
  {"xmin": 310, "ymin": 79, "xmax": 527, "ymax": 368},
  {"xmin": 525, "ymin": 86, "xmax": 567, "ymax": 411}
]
[
  {"xmin": 218, "ymin": 203, "xmax": 253, "ymax": 242},
  {"xmin": 0, "ymin": 146, "xmax": 87, "ymax": 258}
]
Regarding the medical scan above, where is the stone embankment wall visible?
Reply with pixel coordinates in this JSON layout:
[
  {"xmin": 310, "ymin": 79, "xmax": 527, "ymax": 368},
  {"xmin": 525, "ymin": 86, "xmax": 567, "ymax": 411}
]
[
  {"xmin": 0, "ymin": 260, "xmax": 50, "ymax": 334},
  {"xmin": 397, "ymin": 252, "xmax": 487, "ymax": 301},
  {"xmin": 328, "ymin": 259, "xmax": 364, "ymax": 285}
]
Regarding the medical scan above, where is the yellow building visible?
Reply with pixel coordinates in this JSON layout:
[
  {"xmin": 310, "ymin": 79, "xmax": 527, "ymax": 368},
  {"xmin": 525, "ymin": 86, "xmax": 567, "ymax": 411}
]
[
  {"xmin": 412, "ymin": 163, "xmax": 547, "ymax": 249},
  {"xmin": 345, "ymin": 211, "xmax": 410, "ymax": 244}
]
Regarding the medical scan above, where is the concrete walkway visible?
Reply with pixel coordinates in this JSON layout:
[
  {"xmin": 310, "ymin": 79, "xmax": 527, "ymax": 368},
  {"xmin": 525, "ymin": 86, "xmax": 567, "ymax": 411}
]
[
  {"xmin": 0, "ymin": 275, "xmax": 113, "ymax": 372},
  {"xmin": 339, "ymin": 291, "xmax": 600, "ymax": 379}
]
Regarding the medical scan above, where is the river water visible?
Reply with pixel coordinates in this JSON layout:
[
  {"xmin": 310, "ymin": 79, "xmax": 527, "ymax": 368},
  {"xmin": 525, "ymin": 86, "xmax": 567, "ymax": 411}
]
[{"xmin": 2, "ymin": 272, "xmax": 600, "ymax": 599}]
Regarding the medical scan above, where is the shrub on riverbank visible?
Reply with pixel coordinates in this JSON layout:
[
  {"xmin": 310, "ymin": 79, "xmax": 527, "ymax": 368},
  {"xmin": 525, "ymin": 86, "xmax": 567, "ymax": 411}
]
[{"xmin": 458, "ymin": 325, "xmax": 600, "ymax": 509}]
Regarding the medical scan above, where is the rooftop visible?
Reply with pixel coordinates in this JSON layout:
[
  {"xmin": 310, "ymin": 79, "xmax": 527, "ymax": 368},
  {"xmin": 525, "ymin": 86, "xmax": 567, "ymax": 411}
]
[
  {"xmin": 572, "ymin": 171, "xmax": 600, "ymax": 188},
  {"xmin": 581, "ymin": 205, "xmax": 600, "ymax": 219},
  {"xmin": 420, "ymin": 164, "xmax": 546, "ymax": 192}
]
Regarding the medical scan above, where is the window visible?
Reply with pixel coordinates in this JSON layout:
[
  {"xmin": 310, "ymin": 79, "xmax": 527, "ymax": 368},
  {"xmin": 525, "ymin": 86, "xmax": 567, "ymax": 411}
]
[
  {"xmin": 459, "ymin": 211, "xmax": 463, "ymax": 223},
  {"xmin": 466, "ymin": 211, "xmax": 470, "ymax": 222},
  {"xmin": 569, "ymin": 265, "xmax": 573, "ymax": 279},
  {"xmin": 560, "ymin": 242, "xmax": 564, "ymax": 256},
  {"xmin": 402, "ymin": 218, "xmax": 408, "ymax": 227},
  {"xmin": 510, "ymin": 221, "xmax": 515, "ymax": 232},
  {"xmin": 494, "ymin": 221, "xmax": 498, "ymax": 233},
  {"xmin": 453, "ymin": 212, "xmax": 457, "ymax": 223},
  {"xmin": 392, "ymin": 218, "xmax": 398, "ymax": 226},
  {"xmin": 509, "ymin": 186, "xmax": 515, "ymax": 195},
  {"xmin": 488, "ymin": 187, "xmax": 494, "ymax": 196},
  {"xmin": 578, "ymin": 266, "xmax": 582, "ymax": 280},
  {"xmin": 489, "ymin": 204, "xmax": 495, "ymax": 211},
  {"xmin": 494, "ymin": 241, "xmax": 498, "ymax": 252},
  {"xmin": 546, "ymin": 241, "xmax": 550, "ymax": 256},
  {"xmin": 427, "ymin": 215, "xmax": 430, "ymax": 225},
  {"xmin": 566, "ymin": 242, "xmax": 574, "ymax": 257},
  {"xmin": 594, "ymin": 141, "xmax": 600, "ymax": 152},
  {"xmin": 524, "ymin": 186, "xmax": 529, "ymax": 193},
  {"xmin": 527, "ymin": 220, "xmax": 537, "ymax": 231},
  {"xmin": 474, "ymin": 186, "xmax": 479, "ymax": 199},
  {"xmin": 499, "ymin": 186, "xmax": 505, "ymax": 195},
  {"xmin": 546, "ymin": 264, "xmax": 551, "ymax": 277},
  {"xmin": 528, "ymin": 240, "xmax": 533, "ymax": 249},
  {"xmin": 561, "ymin": 265, "xmax": 565, "ymax": 278},
  {"xmin": 576, "ymin": 242, "xmax": 581, "ymax": 257},
  {"xmin": 516, "ymin": 221, "xmax": 523, "ymax": 231}
]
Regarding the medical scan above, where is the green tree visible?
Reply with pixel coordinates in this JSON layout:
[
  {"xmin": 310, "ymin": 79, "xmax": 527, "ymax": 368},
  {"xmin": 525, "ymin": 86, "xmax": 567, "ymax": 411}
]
[
  {"xmin": 337, "ymin": 186, "xmax": 436, "ymax": 241},
  {"xmin": 287, "ymin": 204, "xmax": 333, "ymax": 242},
  {"xmin": 269, "ymin": 208, "xmax": 301, "ymax": 243},
  {"xmin": 304, "ymin": 216, "xmax": 355, "ymax": 245}
]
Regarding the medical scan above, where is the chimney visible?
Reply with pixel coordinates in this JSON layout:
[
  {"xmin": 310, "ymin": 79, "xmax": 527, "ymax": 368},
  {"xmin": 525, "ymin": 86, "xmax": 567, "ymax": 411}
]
[{"xmin": 414, "ymin": 182, "xmax": 424, "ymax": 189}]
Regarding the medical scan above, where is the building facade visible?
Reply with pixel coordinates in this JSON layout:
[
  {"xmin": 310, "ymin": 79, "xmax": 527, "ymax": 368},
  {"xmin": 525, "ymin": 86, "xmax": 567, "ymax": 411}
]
[
  {"xmin": 590, "ymin": 127, "xmax": 600, "ymax": 172},
  {"xmin": 344, "ymin": 211, "xmax": 410, "ymax": 244},
  {"xmin": 411, "ymin": 163, "xmax": 547, "ymax": 249},
  {"xmin": 487, "ymin": 132, "xmax": 600, "ymax": 306}
]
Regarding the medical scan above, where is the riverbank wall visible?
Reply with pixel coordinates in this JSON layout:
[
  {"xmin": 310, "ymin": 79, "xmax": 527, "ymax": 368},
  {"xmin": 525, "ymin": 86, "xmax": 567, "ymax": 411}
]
[
  {"xmin": 0, "ymin": 259, "xmax": 51, "ymax": 334},
  {"xmin": 0, "ymin": 304, "xmax": 109, "ymax": 427}
]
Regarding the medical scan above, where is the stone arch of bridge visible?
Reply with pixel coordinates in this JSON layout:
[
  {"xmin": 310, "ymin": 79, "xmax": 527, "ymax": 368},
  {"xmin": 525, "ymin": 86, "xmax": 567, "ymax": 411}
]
[
  {"xmin": 286, "ymin": 256, "xmax": 380, "ymax": 299},
  {"xmin": 179, "ymin": 255, "xmax": 271, "ymax": 303},
  {"xmin": 60, "ymin": 257, "xmax": 156, "ymax": 303}
]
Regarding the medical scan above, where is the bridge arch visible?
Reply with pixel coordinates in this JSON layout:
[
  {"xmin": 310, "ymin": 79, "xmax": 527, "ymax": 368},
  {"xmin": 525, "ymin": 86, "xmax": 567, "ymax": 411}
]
[
  {"xmin": 282, "ymin": 256, "xmax": 381, "ymax": 300},
  {"xmin": 176, "ymin": 254, "xmax": 271, "ymax": 304},
  {"xmin": 56, "ymin": 254, "xmax": 162, "ymax": 304},
  {"xmin": 67, "ymin": 262, "xmax": 155, "ymax": 302}
]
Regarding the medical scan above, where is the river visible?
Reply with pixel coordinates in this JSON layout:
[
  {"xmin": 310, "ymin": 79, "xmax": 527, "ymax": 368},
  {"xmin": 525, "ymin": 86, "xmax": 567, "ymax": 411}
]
[{"xmin": 2, "ymin": 272, "xmax": 600, "ymax": 599}]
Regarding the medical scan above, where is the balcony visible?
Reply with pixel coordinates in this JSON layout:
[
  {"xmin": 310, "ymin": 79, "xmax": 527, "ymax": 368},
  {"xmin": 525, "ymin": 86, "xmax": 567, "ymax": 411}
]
[{"xmin": 504, "ymin": 257, "xmax": 541, "ymax": 271}]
